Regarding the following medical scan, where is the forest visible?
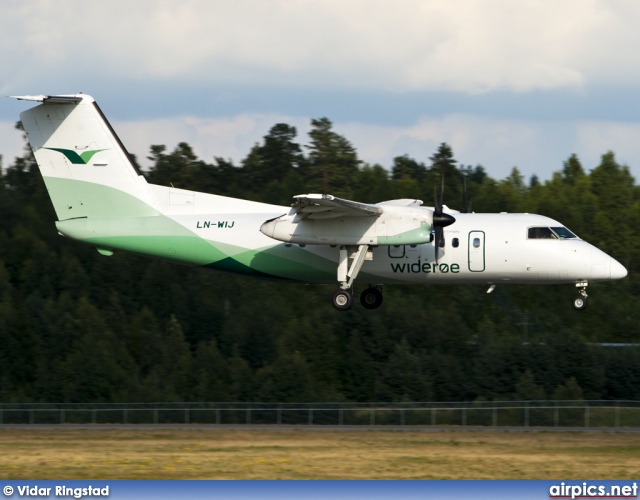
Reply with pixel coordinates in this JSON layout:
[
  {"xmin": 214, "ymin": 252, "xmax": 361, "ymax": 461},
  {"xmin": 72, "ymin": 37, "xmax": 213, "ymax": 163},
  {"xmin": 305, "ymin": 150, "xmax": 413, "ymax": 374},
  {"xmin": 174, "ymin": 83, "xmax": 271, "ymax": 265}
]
[{"xmin": 0, "ymin": 117, "xmax": 638, "ymax": 404}]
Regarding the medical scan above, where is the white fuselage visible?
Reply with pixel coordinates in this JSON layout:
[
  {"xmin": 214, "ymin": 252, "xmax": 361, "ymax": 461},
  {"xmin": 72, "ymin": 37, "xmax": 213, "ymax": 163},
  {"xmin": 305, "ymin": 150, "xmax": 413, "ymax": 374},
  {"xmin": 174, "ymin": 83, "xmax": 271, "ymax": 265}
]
[{"xmin": 161, "ymin": 203, "xmax": 625, "ymax": 286}]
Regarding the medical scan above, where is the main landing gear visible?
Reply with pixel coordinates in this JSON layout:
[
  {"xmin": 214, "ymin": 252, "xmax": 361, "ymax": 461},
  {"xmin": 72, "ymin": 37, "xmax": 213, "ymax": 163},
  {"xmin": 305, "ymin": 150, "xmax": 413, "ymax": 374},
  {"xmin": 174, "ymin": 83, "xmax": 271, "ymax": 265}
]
[
  {"xmin": 331, "ymin": 245, "xmax": 383, "ymax": 311},
  {"xmin": 572, "ymin": 281, "xmax": 589, "ymax": 311},
  {"xmin": 331, "ymin": 287, "xmax": 383, "ymax": 311},
  {"xmin": 360, "ymin": 286, "xmax": 383, "ymax": 309},
  {"xmin": 332, "ymin": 289, "xmax": 353, "ymax": 311}
]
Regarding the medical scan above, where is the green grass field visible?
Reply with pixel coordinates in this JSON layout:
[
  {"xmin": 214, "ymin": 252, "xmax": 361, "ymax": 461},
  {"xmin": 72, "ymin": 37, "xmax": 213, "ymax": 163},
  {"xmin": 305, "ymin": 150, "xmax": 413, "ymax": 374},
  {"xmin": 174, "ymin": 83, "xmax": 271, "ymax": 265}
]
[{"xmin": 1, "ymin": 427, "xmax": 639, "ymax": 479}]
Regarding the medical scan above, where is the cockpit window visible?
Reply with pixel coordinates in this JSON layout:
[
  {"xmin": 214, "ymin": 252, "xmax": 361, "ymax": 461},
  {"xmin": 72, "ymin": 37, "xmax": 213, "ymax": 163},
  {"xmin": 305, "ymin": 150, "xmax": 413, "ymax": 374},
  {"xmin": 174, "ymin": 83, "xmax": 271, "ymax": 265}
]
[
  {"xmin": 528, "ymin": 226, "xmax": 578, "ymax": 239},
  {"xmin": 528, "ymin": 227, "xmax": 554, "ymax": 239},
  {"xmin": 550, "ymin": 227, "xmax": 577, "ymax": 239}
]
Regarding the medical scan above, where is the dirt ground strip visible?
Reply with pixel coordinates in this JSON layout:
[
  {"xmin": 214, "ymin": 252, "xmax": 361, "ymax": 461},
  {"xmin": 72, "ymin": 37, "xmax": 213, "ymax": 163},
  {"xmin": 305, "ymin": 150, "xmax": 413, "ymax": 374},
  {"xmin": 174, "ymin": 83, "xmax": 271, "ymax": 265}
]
[{"xmin": 1, "ymin": 427, "xmax": 639, "ymax": 479}]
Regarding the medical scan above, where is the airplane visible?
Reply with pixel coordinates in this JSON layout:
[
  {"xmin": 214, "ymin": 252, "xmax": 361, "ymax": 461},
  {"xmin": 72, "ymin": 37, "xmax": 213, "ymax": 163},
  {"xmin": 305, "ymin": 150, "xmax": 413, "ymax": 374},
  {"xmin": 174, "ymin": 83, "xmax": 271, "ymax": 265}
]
[{"xmin": 12, "ymin": 94, "xmax": 627, "ymax": 311}]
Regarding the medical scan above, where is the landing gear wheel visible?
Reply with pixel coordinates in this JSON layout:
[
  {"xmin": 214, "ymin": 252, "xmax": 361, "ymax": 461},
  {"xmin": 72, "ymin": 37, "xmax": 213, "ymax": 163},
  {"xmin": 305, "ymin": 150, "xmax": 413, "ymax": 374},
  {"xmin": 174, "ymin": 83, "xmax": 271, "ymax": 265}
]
[
  {"xmin": 360, "ymin": 287, "xmax": 383, "ymax": 310},
  {"xmin": 572, "ymin": 295, "xmax": 588, "ymax": 311},
  {"xmin": 332, "ymin": 289, "xmax": 353, "ymax": 311}
]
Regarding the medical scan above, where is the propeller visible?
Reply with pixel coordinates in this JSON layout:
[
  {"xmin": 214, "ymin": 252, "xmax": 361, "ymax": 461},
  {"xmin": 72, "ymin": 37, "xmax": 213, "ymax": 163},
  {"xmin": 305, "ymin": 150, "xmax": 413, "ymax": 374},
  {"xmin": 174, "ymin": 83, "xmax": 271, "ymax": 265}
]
[
  {"xmin": 461, "ymin": 174, "xmax": 468, "ymax": 214},
  {"xmin": 432, "ymin": 175, "xmax": 456, "ymax": 264},
  {"xmin": 460, "ymin": 173, "xmax": 472, "ymax": 213}
]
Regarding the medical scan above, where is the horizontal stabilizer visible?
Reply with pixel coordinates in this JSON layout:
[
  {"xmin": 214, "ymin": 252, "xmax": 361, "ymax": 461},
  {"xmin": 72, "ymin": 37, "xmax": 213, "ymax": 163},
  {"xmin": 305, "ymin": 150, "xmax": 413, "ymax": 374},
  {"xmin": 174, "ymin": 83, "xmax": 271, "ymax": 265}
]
[{"xmin": 12, "ymin": 94, "xmax": 84, "ymax": 104}]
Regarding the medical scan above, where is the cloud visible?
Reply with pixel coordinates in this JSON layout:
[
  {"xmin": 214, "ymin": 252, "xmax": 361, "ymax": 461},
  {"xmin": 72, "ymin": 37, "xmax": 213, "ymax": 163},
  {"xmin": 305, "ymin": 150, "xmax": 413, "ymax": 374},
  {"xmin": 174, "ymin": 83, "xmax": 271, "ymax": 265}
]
[
  {"xmin": 574, "ymin": 121, "xmax": 640, "ymax": 177},
  {"xmin": 114, "ymin": 114, "xmax": 311, "ymax": 168},
  {"xmin": 111, "ymin": 113, "xmax": 640, "ymax": 182},
  {"xmin": 0, "ymin": 121, "xmax": 25, "ymax": 167},
  {"xmin": 3, "ymin": 0, "xmax": 640, "ymax": 186},
  {"xmin": 3, "ymin": 0, "xmax": 640, "ymax": 93},
  {"xmin": 3, "ymin": 106, "xmax": 640, "ymax": 183},
  {"xmin": 341, "ymin": 115, "xmax": 555, "ymax": 178}
]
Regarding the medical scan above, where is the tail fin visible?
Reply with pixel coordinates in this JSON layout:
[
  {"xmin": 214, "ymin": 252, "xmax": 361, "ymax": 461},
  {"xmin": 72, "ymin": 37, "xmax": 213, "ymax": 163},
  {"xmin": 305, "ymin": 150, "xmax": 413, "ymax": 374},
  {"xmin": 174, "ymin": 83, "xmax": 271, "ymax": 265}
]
[{"xmin": 15, "ymin": 94, "xmax": 157, "ymax": 220}]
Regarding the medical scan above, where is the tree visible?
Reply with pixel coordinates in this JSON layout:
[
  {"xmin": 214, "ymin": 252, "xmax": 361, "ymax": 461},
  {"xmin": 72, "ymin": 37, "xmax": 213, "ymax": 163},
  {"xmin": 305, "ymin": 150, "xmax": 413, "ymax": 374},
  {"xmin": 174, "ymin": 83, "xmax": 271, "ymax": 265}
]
[
  {"xmin": 590, "ymin": 151, "xmax": 635, "ymax": 212},
  {"xmin": 148, "ymin": 142, "xmax": 208, "ymax": 188},
  {"xmin": 306, "ymin": 118, "xmax": 360, "ymax": 197},
  {"xmin": 529, "ymin": 174, "xmax": 540, "ymax": 188},
  {"xmin": 514, "ymin": 370, "xmax": 546, "ymax": 401},
  {"xmin": 354, "ymin": 164, "xmax": 392, "ymax": 202},
  {"xmin": 59, "ymin": 298, "xmax": 135, "ymax": 402},
  {"xmin": 552, "ymin": 377, "xmax": 585, "ymax": 401},
  {"xmin": 427, "ymin": 143, "xmax": 467, "ymax": 210},
  {"xmin": 241, "ymin": 123, "xmax": 306, "ymax": 204},
  {"xmin": 392, "ymin": 155, "xmax": 426, "ymax": 181},
  {"xmin": 380, "ymin": 339, "xmax": 433, "ymax": 401},
  {"xmin": 562, "ymin": 153, "xmax": 585, "ymax": 185},
  {"xmin": 429, "ymin": 143, "xmax": 458, "ymax": 176},
  {"xmin": 495, "ymin": 167, "xmax": 528, "ymax": 212},
  {"xmin": 257, "ymin": 123, "xmax": 305, "ymax": 179},
  {"xmin": 589, "ymin": 151, "xmax": 637, "ymax": 263},
  {"xmin": 389, "ymin": 155, "xmax": 425, "ymax": 200},
  {"xmin": 460, "ymin": 164, "xmax": 487, "ymax": 185},
  {"xmin": 257, "ymin": 351, "xmax": 318, "ymax": 402},
  {"xmin": 191, "ymin": 339, "xmax": 230, "ymax": 401}
]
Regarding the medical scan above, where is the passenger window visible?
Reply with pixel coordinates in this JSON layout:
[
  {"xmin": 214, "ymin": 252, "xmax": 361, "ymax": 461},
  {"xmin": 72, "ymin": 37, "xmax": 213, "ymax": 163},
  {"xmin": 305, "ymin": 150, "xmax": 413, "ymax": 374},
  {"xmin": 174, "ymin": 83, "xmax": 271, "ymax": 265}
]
[
  {"xmin": 473, "ymin": 237, "xmax": 481, "ymax": 248},
  {"xmin": 452, "ymin": 238, "xmax": 459, "ymax": 248}
]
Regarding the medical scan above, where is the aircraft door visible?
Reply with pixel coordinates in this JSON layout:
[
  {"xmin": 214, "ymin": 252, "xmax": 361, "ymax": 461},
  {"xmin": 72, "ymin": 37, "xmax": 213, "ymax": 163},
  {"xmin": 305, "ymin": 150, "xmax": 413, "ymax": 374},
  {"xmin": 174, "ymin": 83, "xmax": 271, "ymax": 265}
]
[
  {"xmin": 468, "ymin": 231, "xmax": 485, "ymax": 272},
  {"xmin": 388, "ymin": 245, "xmax": 405, "ymax": 258}
]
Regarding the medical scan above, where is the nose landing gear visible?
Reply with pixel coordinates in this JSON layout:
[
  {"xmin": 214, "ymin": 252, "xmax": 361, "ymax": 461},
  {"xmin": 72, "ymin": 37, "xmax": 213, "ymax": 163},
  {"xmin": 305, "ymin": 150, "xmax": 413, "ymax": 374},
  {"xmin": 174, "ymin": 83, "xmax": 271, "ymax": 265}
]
[{"xmin": 572, "ymin": 282, "xmax": 588, "ymax": 311}]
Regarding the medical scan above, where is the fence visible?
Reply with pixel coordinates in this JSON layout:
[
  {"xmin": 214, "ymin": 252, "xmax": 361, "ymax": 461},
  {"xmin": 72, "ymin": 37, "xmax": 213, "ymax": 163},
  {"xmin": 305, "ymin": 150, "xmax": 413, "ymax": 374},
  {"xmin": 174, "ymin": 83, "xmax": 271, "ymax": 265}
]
[{"xmin": 0, "ymin": 401, "xmax": 638, "ymax": 428}]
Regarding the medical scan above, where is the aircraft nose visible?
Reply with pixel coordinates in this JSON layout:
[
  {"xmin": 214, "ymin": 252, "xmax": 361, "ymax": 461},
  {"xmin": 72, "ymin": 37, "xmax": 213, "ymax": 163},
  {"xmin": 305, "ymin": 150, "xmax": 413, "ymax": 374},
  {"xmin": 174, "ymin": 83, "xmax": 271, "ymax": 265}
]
[{"xmin": 610, "ymin": 257, "xmax": 628, "ymax": 280}]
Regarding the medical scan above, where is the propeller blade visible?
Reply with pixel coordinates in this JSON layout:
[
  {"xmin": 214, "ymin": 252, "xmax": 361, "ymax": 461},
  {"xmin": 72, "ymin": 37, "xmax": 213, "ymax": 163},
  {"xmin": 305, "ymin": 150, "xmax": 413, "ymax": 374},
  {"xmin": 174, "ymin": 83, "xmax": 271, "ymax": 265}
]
[
  {"xmin": 461, "ymin": 175, "xmax": 468, "ymax": 213},
  {"xmin": 434, "ymin": 225, "xmax": 443, "ymax": 265},
  {"xmin": 432, "ymin": 173, "xmax": 455, "ymax": 264}
]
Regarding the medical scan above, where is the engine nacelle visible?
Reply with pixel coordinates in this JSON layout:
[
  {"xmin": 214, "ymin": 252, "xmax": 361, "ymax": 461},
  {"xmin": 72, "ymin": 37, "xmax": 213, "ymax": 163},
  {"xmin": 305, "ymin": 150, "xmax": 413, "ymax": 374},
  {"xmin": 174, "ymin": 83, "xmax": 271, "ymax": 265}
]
[{"xmin": 260, "ymin": 206, "xmax": 433, "ymax": 246}]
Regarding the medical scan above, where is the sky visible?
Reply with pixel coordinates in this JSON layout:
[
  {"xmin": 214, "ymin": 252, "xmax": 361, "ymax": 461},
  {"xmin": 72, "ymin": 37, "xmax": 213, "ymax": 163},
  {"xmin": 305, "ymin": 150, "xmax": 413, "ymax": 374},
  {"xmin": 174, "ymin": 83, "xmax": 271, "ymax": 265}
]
[{"xmin": 2, "ymin": 0, "xmax": 640, "ymax": 184}]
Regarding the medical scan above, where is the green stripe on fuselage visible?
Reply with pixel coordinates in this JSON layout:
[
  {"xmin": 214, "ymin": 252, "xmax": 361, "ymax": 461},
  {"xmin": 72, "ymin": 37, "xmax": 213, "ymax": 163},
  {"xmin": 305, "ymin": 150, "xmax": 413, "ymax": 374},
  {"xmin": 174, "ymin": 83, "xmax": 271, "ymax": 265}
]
[
  {"xmin": 43, "ymin": 176, "xmax": 158, "ymax": 219},
  {"xmin": 216, "ymin": 242, "xmax": 337, "ymax": 282},
  {"xmin": 46, "ymin": 177, "xmax": 378, "ymax": 284},
  {"xmin": 377, "ymin": 223, "xmax": 432, "ymax": 245},
  {"xmin": 79, "ymin": 231, "xmax": 337, "ymax": 282}
]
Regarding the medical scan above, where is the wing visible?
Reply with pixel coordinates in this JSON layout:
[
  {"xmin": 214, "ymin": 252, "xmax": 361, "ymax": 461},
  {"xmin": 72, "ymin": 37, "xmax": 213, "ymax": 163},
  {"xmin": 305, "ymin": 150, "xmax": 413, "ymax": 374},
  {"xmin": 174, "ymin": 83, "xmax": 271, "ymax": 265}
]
[
  {"xmin": 292, "ymin": 194, "xmax": 383, "ymax": 219},
  {"xmin": 262, "ymin": 194, "xmax": 436, "ymax": 246},
  {"xmin": 377, "ymin": 199, "xmax": 423, "ymax": 207}
]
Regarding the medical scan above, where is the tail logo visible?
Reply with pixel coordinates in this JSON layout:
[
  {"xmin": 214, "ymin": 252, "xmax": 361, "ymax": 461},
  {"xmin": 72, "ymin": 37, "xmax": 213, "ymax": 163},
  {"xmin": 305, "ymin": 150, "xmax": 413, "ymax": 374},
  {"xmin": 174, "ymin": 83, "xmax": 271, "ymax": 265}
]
[{"xmin": 45, "ymin": 147, "xmax": 108, "ymax": 165}]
